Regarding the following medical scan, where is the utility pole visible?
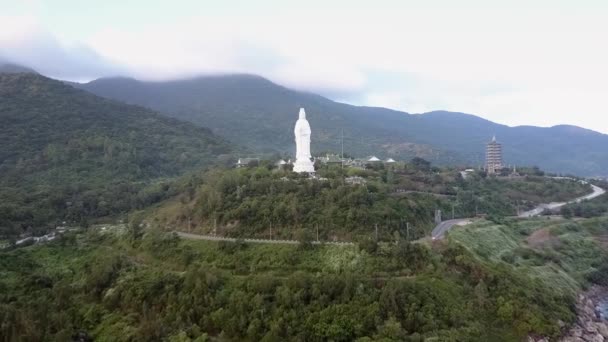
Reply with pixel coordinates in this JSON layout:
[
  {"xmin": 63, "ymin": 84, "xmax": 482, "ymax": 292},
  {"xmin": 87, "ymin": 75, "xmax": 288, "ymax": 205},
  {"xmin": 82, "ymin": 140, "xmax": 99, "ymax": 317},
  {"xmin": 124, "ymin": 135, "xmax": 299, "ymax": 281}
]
[
  {"xmin": 214, "ymin": 217, "xmax": 217, "ymax": 236},
  {"xmin": 406, "ymin": 222, "xmax": 410, "ymax": 241},
  {"xmin": 341, "ymin": 129, "xmax": 344, "ymax": 160},
  {"xmin": 341, "ymin": 128, "xmax": 344, "ymax": 169},
  {"xmin": 375, "ymin": 223, "xmax": 378, "ymax": 241}
]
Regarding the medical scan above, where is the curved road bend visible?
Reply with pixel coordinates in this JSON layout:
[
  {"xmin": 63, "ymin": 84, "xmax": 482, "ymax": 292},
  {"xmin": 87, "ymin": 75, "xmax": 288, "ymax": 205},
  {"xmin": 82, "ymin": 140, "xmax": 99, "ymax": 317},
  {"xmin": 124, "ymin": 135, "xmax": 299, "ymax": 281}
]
[
  {"xmin": 518, "ymin": 183, "xmax": 605, "ymax": 218},
  {"xmin": 432, "ymin": 182, "xmax": 606, "ymax": 240},
  {"xmin": 431, "ymin": 219, "xmax": 471, "ymax": 240}
]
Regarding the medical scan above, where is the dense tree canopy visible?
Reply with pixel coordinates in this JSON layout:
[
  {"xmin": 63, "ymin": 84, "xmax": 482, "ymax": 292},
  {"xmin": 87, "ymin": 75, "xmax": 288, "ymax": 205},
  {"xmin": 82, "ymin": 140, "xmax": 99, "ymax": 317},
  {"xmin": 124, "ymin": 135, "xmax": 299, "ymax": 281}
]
[
  {"xmin": 149, "ymin": 162, "xmax": 591, "ymax": 241},
  {"xmin": 0, "ymin": 73, "xmax": 233, "ymax": 238},
  {"xmin": 0, "ymin": 226, "xmax": 584, "ymax": 341}
]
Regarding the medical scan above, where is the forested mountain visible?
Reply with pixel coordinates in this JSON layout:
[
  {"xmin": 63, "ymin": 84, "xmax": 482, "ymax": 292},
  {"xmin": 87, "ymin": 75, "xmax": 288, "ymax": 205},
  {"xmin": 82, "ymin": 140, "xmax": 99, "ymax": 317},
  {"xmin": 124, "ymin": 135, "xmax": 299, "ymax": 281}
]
[
  {"xmin": 0, "ymin": 72, "xmax": 233, "ymax": 237},
  {"xmin": 75, "ymin": 75, "xmax": 608, "ymax": 176}
]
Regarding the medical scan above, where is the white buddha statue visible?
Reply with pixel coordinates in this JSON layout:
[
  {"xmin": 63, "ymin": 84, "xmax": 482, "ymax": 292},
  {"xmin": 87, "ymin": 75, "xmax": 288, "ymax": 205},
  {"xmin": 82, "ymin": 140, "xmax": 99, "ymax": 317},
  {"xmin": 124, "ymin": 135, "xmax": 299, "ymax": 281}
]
[{"xmin": 293, "ymin": 108, "xmax": 315, "ymax": 173}]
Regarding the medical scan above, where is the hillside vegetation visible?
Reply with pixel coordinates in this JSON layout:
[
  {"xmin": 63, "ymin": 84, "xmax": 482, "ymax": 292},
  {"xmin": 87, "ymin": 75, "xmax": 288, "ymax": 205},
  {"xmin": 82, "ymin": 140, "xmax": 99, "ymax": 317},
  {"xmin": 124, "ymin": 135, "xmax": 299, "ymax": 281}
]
[
  {"xmin": 147, "ymin": 162, "xmax": 590, "ymax": 241},
  {"xmin": 0, "ymin": 224, "xmax": 587, "ymax": 341},
  {"xmin": 76, "ymin": 74, "xmax": 608, "ymax": 176},
  {"xmin": 449, "ymin": 217, "xmax": 608, "ymax": 296},
  {"xmin": 0, "ymin": 73, "xmax": 233, "ymax": 238},
  {"xmin": 561, "ymin": 180, "xmax": 608, "ymax": 218}
]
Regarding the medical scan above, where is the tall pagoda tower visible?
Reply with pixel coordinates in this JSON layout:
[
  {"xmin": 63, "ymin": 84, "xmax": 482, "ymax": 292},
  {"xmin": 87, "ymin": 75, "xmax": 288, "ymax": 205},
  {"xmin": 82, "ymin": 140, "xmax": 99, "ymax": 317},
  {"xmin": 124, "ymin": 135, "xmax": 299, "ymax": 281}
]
[{"xmin": 486, "ymin": 135, "xmax": 503, "ymax": 174}]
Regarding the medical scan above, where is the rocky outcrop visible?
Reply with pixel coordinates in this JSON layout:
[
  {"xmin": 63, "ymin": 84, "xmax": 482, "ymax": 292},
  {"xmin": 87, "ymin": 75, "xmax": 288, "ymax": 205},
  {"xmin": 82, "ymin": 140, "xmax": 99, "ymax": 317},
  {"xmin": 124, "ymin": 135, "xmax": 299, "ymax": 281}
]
[
  {"xmin": 528, "ymin": 287, "xmax": 608, "ymax": 342},
  {"xmin": 560, "ymin": 287, "xmax": 608, "ymax": 342}
]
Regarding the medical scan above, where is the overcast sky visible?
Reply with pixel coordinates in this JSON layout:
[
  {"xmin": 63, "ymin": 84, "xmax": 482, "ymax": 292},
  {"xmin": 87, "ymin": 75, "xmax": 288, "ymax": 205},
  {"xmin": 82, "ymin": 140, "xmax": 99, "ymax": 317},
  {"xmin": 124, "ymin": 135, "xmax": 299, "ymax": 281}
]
[{"xmin": 2, "ymin": 0, "xmax": 608, "ymax": 133}]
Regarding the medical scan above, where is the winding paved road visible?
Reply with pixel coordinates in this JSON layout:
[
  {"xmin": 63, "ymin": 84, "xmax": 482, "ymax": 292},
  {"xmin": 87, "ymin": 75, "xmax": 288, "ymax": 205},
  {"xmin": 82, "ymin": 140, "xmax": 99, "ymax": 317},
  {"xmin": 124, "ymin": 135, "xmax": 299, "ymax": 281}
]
[
  {"xmin": 432, "ymin": 180, "xmax": 606, "ymax": 240},
  {"xmin": 518, "ymin": 183, "xmax": 605, "ymax": 218},
  {"xmin": 431, "ymin": 219, "xmax": 471, "ymax": 240}
]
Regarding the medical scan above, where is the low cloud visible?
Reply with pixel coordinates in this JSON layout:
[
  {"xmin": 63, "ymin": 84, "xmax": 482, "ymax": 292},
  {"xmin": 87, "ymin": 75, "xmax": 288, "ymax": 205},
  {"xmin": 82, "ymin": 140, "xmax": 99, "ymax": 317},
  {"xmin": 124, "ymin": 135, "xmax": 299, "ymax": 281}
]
[
  {"xmin": 0, "ymin": 16, "xmax": 125, "ymax": 81},
  {"xmin": 1, "ymin": 5, "xmax": 608, "ymax": 133}
]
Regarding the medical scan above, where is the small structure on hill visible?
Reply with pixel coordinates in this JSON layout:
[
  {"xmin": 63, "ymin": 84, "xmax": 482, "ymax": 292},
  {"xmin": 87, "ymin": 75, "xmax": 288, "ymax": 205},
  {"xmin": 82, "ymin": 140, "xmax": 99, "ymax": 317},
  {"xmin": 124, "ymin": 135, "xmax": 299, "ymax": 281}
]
[
  {"xmin": 508, "ymin": 165, "xmax": 523, "ymax": 179},
  {"xmin": 318, "ymin": 154, "xmax": 343, "ymax": 165},
  {"xmin": 345, "ymin": 176, "xmax": 366, "ymax": 185},
  {"xmin": 460, "ymin": 169, "xmax": 476, "ymax": 179},
  {"xmin": 236, "ymin": 158, "xmax": 260, "ymax": 168}
]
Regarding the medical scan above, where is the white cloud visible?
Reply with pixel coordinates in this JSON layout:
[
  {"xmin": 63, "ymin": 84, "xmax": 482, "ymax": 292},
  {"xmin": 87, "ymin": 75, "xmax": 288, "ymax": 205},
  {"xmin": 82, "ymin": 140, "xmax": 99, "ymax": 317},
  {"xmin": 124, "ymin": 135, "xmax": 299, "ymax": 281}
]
[
  {"xmin": 0, "ymin": 15, "xmax": 124, "ymax": 80},
  {"xmin": 1, "ymin": 2, "xmax": 608, "ymax": 133}
]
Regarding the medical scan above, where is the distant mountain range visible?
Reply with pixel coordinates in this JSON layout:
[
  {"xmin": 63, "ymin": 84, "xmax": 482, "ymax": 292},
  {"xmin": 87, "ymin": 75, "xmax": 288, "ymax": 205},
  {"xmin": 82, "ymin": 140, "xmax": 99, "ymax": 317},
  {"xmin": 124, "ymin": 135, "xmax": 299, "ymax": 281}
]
[
  {"xmin": 0, "ymin": 72, "xmax": 231, "ymax": 182},
  {"xmin": 0, "ymin": 70, "xmax": 232, "ymax": 233},
  {"xmin": 72, "ymin": 74, "xmax": 608, "ymax": 176}
]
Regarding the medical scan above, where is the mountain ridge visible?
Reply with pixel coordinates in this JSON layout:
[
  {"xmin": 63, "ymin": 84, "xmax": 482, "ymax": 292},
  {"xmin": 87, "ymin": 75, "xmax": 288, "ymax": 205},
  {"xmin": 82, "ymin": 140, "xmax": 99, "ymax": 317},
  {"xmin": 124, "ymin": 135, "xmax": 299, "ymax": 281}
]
[
  {"xmin": 0, "ymin": 59, "xmax": 598, "ymax": 175},
  {"xmin": 71, "ymin": 73, "xmax": 608, "ymax": 176},
  {"xmin": 0, "ymin": 72, "xmax": 233, "ymax": 235},
  {"xmin": 0, "ymin": 62, "xmax": 38, "ymax": 74}
]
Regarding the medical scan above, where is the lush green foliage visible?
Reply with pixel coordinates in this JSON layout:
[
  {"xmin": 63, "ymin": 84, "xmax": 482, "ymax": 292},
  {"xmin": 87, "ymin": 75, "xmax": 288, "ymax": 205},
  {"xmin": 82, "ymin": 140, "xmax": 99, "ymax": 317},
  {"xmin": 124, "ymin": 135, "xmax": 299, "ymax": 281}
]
[
  {"xmin": 0, "ymin": 73, "xmax": 233, "ymax": 238},
  {"xmin": 449, "ymin": 217, "xmax": 608, "ymax": 295},
  {"xmin": 149, "ymin": 163, "xmax": 590, "ymax": 240},
  {"xmin": 562, "ymin": 194, "xmax": 608, "ymax": 218},
  {"xmin": 561, "ymin": 181, "xmax": 608, "ymax": 218},
  {"xmin": 152, "ymin": 165, "xmax": 444, "ymax": 241},
  {"xmin": 454, "ymin": 173, "xmax": 591, "ymax": 218},
  {"xmin": 0, "ymin": 227, "xmax": 580, "ymax": 341}
]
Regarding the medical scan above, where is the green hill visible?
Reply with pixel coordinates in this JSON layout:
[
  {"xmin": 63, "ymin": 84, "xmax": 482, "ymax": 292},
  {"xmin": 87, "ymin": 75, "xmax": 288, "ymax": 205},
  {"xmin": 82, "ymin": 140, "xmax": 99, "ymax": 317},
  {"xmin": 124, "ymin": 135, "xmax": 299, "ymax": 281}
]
[
  {"xmin": 147, "ymin": 162, "xmax": 591, "ymax": 241},
  {"xmin": 0, "ymin": 219, "xmax": 587, "ymax": 341},
  {"xmin": 0, "ymin": 73, "xmax": 233, "ymax": 237},
  {"xmin": 76, "ymin": 75, "xmax": 608, "ymax": 176}
]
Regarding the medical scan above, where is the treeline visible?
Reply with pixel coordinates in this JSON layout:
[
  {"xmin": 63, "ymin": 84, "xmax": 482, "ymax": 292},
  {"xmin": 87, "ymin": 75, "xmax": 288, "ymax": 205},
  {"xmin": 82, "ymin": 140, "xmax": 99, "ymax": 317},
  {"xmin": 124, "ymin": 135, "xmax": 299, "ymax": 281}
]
[
  {"xmin": 561, "ymin": 196, "xmax": 608, "ymax": 219},
  {"xmin": 454, "ymin": 174, "xmax": 591, "ymax": 218},
  {"xmin": 0, "ymin": 229, "xmax": 576, "ymax": 341},
  {"xmin": 558, "ymin": 180, "xmax": 608, "ymax": 218},
  {"xmin": 151, "ymin": 163, "xmax": 453, "ymax": 241},
  {"xmin": 0, "ymin": 177, "xmax": 195, "ymax": 238}
]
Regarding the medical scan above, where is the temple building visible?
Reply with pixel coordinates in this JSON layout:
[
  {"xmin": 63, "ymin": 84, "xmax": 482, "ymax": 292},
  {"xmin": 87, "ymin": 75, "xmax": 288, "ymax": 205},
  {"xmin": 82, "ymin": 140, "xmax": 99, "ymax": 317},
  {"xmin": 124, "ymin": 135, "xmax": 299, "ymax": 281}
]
[{"xmin": 486, "ymin": 135, "xmax": 503, "ymax": 174}]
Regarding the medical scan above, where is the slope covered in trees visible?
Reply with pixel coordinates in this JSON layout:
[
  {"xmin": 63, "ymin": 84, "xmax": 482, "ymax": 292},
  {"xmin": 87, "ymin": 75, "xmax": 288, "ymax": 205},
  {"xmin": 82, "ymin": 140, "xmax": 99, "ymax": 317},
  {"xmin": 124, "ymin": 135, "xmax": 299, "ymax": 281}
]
[
  {"xmin": 147, "ymin": 162, "xmax": 590, "ymax": 241},
  {"xmin": 0, "ymin": 224, "xmax": 587, "ymax": 341},
  {"xmin": 0, "ymin": 73, "xmax": 233, "ymax": 238},
  {"xmin": 76, "ymin": 74, "xmax": 608, "ymax": 176}
]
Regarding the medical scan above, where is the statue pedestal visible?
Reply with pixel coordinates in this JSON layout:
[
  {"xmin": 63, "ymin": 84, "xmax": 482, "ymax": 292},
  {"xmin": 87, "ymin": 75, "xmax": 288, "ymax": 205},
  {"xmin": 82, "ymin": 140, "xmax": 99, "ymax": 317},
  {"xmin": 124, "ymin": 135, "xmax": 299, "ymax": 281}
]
[{"xmin": 293, "ymin": 158, "xmax": 315, "ymax": 173}]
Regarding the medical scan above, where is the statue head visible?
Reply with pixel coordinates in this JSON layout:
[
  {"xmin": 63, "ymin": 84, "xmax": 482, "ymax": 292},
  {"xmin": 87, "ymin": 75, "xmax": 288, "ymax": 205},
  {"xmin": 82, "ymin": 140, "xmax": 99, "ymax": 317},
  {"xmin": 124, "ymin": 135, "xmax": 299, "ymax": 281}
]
[{"xmin": 299, "ymin": 108, "xmax": 306, "ymax": 120}]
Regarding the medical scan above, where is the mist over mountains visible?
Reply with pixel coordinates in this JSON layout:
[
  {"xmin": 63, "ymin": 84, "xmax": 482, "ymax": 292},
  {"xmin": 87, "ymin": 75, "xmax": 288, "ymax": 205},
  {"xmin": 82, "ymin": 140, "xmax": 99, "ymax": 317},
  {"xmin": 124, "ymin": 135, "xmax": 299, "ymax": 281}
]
[{"xmin": 2, "ymin": 62, "xmax": 608, "ymax": 176}]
